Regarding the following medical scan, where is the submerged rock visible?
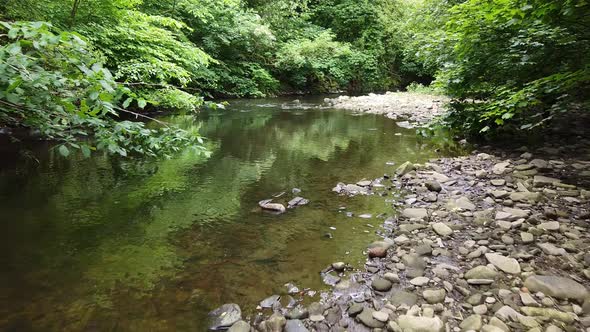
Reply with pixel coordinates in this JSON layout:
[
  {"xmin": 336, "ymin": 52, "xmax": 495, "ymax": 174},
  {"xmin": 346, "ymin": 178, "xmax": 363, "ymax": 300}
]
[
  {"xmin": 209, "ymin": 304, "xmax": 242, "ymax": 330},
  {"xmin": 258, "ymin": 199, "xmax": 286, "ymax": 213},
  {"xmin": 287, "ymin": 196, "xmax": 309, "ymax": 208}
]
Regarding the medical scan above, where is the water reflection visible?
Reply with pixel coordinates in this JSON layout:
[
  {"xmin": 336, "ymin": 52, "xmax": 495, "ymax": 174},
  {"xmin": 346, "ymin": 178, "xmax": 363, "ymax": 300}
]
[{"xmin": 0, "ymin": 98, "xmax": 457, "ymax": 331}]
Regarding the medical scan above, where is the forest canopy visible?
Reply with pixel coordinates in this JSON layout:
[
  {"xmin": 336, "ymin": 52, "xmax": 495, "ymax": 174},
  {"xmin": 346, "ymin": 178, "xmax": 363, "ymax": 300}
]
[{"xmin": 0, "ymin": 0, "xmax": 588, "ymax": 156}]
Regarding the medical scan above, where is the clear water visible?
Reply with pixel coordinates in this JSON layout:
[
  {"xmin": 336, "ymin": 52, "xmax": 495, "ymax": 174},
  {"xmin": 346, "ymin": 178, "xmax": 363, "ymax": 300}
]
[{"xmin": 0, "ymin": 97, "xmax": 454, "ymax": 331}]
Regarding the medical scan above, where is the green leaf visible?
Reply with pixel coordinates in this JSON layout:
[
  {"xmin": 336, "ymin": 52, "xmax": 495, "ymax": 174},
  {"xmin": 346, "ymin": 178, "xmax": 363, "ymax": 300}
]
[
  {"xmin": 138, "ymin": 99, "xmax": 147, "ymax": 109},
  {"xmin": 81, "ymin": 145, "xmax": 91, "ymax": 158},
  {"xmin": 123, "ymin": 97, "xmax": 133, "ymax": 108},
  {"xmin": 58, "ymin": 145, "xmax": 70, "ymax": 157}
]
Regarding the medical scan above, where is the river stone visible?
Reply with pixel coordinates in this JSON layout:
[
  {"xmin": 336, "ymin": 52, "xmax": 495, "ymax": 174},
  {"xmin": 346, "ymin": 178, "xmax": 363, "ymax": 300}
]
[
  {"xmin": 533, "ymin": 175, "xmax": 561, "ymax": 187},
  {"xmin": 524, "ymin": 275, "xmax": 589, "ymax": 300},
  {"xmin": 368, "ymin": 246, "xmax": 388, "ymax": 258},
  {"xmin": 410, "ymin": 276, "xmax": 430, "ymax": 286},
  {"xmin": 520, "ymin": 307, "xmax": 576, "ymax": 323},
  {"xmin": 228, "ymin": 321, "xmax": 251, "ymax": 332},
  {"xmin": 372, "ymin": 277, "xmax": 393, "ymax": 291},
  {"xmin": 357, "ymin": 308, "xmax": 385, "ymax": 328},
  {"xmin": 372, "ymin": 310, "xmax": 389, "ymax": 322},
  {"xmin": 520, "ymin": 232, "xmax": 534, "ymax": 243},
  {"xmin": 491, "ymin": 179, "xmax": 506, "ymax": 186},
  {"xmin": 467, "ymin": 278, "xmax": 494, "ymax": 285},
  {"xmin": 402, "ymin": 208, "xmax": 428, "ymax": 220},
  {"xmin": 453, "ymin": 196, "xmax": 476, "ymax": 211},
  {"xmin": 396, "ymin": 161, "xmax": 415, "ymax": 176},
  {"xmin": 496, "ymin": 207, "xmax": 530, "ymax": 221},
  {"xmin": 209, "ymin": 304, "xmax": 242, "ymax": 330},
  {"xmin": 390, "ymin": 290, "xmax": 418, "ymax": 306},
  {"xmin": 259, "ymin": 313, "xmax": 286, "ymax": 332},
  {"xmin": 493, "ymin": 162, "xmax": 511, "ymax": 175},
  {"xmin": 432, "ymin": 222, "xmax": 453, "ymax": 236},
  {"xmin": 285, "ymin": 320, "xmax": 309, "ymax": 332},
  {"xmin": 260, "ymin": 295, "xmax": 280, "ymax": 308},
  {"xmin": 423, "ymin": 289, "xmax": 446, "ymax": 304},
  {"xmin": 485, "ymin": 253, "xmax": 521, "ymax": 274},
  {"xmin": 538, "ymin": 221, "xmax": 560, "ymax": 231},
  {"xmin": 348, "ymin": 303, "xmax": 364, "ymax": 317},
  {"xmin": 258, "ymin": 200, "xmax": 286, "ymax": 213},
  {"xmin": 425, "ymin": 180, "xmax": 442, "ymax": 192},
  {"xmin": 494, "ymin": 305, "xmax": 522, "ymax": 322},
  {"xmin": 537, "ymin": 243, "xmax": 566, "ymax": 256},
  {"xmin": 520, "ymin": 292, "xmax": 540, "ymax": 307},
  {"xmin": 460, "ymin": 314, "xmax": 482, "ymax": 332},
  {"xmin": 384, "ymin": 272, "xmax": 400, "ymax": 283},
  {"xmin": 465, "ymin": 265, "xmax": 499, "ymax": 280},
  {"xmin": 397, "ymin": 315, "xmax": 444, "ymax": 332},
  {"xmin": 482, "ymin": 325, "xmax": 505, "ymax": 332},
  {"xmin": 509, "ymin": 192, "xmax": 543, "ymax": 203}
]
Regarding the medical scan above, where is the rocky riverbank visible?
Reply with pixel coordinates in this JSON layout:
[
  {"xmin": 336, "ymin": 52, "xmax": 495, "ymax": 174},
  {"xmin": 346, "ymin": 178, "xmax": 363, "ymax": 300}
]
[
  {"xmin": 209, "ymin": 136, "xmax": 590, "ymax": 331},
  {"xmin": 325, "ymin": 92, "xmax": 447, "ymax": 127}
]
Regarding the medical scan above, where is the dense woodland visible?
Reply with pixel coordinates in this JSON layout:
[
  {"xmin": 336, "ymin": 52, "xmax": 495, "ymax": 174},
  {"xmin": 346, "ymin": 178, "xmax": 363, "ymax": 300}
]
[{"xmin": 0, "ymin": 0, "xmax": 588, "ymax": 157}]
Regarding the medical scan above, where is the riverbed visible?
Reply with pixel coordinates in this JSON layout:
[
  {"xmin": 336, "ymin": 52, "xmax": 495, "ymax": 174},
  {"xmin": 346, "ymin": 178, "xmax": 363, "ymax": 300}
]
[{"xmin": 0, "ymin": 97, "xmax": 455, "ymax": 331}]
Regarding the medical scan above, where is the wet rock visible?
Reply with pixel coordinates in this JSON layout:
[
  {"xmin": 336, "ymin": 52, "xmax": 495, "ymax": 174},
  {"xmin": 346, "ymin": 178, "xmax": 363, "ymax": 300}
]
[
  {"xmin": 524, "ymin": 275, "xmax": 589, "ymax": 300},
  {"xmin": 259, "ymin": 200, "xmax": 286, "ymax": 213},
  {"xmin": 331, "ymin": 262, "xmax": 346, "ymax": 271},
  {"xmin": 321, "ymin": 273, "xmax": 340, "ymax": 286},
  {"xmin": 285, "ymin": 320, "xmax": 309, "ymax": 332},
  {"xmin": 397, "ymin": 315, "xmax": 444, "ymax": 332},
  {"xmin": 285, "ymin": 283, "xmax": 300, "ymax": 294},
  {"xmin": 209, "ymin": 304, "xmax": 242, "ymax": 330},
  {"xmin": 287, "ymin": 197, "xmax": 309, "ymax": 208},
  {"xmin": 485, "ymin": 253, "xmax": 521, "ymax": 274}
]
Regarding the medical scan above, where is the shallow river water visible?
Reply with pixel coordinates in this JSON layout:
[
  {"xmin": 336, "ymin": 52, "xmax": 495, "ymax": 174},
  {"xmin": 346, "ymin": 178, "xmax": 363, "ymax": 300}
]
[{"xmin": 0, "ymin": 97, "xmax": 453, "ymax": 331}]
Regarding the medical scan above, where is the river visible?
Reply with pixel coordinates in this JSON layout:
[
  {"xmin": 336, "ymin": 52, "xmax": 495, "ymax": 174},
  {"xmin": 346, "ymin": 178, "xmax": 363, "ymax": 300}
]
[{"xmin": 0, "ymin": 97, "xmax": 454, "ymax": 331}]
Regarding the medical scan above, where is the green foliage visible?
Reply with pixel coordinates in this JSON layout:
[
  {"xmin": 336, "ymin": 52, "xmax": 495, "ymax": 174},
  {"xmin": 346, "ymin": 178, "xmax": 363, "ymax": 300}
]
[
  {"xmin": 275, "ymin": 31, "xmax": 362, "ymax": 92},
  {"xmin": 0, "ymin": 21, "xmax": 204, "ymax": 157},
  {"xmin": 406, "ymin": 82, "xmax": 443, "ymax": 95},
  {"xmin": 428, "ymin": 0, "xmax": 590, "ymax": 135}
]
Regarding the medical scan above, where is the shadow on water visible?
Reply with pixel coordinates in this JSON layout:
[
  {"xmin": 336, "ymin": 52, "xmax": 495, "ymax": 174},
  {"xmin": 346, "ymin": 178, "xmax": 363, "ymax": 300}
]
[{"xmin": 0, "ymin": 97, "xmax": 459, "ymax": 331}]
